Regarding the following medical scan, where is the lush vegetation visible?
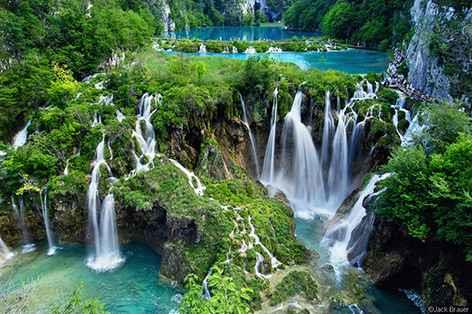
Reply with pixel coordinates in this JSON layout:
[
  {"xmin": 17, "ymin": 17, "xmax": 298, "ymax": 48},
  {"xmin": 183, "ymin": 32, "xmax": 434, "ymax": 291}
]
[
  {"xmin": 168, "ymin": 0, "xmax": 285, "ymax": 29},
  {"xmin": 52, "ymin": 286, "xmax": 108, "ymax": 314},
  {"xmin": 284, "ymin": 0, "xmax": 413, "ymax": 49},
  {"xmin": 156, "ymin": 37, "xmax": 346, "ymax": 53},
  {"xmin": 269, "ymin": 270, "xmax": 318, "ymax": 305},
  {"xmin": 377, "ymin": 103, "xmax": 472, "ymax": 261},
  {"xmin": 1, "ymin": 48, "xmax": 388, "ymax": 312}
]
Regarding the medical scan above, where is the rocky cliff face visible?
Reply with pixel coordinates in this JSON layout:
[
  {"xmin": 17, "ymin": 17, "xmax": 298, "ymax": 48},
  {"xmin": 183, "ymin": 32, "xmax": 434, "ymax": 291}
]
[
  {"xmin": 363, "ymin": 216, "xmax": 472, "ymax": 308},
  {"xmin": 406, "ymin": 0, "xmax": 472, "ymax": 103},
  {"xmin": 160, "ymin": 0, "xmax": 175, "ymax": 33}
]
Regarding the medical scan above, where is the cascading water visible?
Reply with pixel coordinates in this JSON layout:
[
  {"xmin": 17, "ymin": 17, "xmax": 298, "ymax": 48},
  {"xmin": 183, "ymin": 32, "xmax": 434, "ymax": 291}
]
[
  {"xmin": 12, "ymin": 120, "xmax": 31, "ymax": 149},
  {"xmin": 271, "ymin": 91, "xmax": 326, "ymax": 218},
  {"xmin": 39, "ymin": 189, "xmax": 57, "ymax": 256},
  {"xmin": 321, "ymin": 91, "xmax": 335, "ymax": 170},
  {"xmin": 0, "ymin": 237, "xmax": 14, "ymax": 264},
  {"xmin": 169, "ymin": 159, "xmax": 206, "ymax": 196},
  {"xmin": 239, "ymin": 94, "xmax": 260, "ymax": 176},
  {"xmin": 12, "ymin": 197, "xmax": 36, "ymax": 253},
  {"xmin": 260, "ymin": 83, "xmax": 380, "ymax": 217},
  {"xmin": 133, "ymin": 93, "xmax": 158, "ymax": 173},
  {"xmin": 116, "ymin": 110, "xmax": 125, "ymax": 123},
  {"xmin": 260, "ymin": 87, "xmax": 279, "ymax": 186},
  {"xmin": 86, "ymin": 138, "xmax": 123, "ymax": 271},
  {"xmin": 326, "ymin": 108, "xmax": 350, "ymax": 208},
  {"xmin": 322, "ymin": 173, "xmax": 391, "ymax": 269}
]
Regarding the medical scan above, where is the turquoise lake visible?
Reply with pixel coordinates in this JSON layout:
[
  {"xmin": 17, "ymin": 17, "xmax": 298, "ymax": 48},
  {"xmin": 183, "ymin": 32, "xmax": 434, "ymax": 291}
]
[
  {"xmin": 172, "ymin": 50, "xmax": 388, "ymax": 73},
  {"xmin": 169, "ymin": 25, "xmax": 317, "ymax": 41},
  {"xmin": 0, "ymin": 243, "xmax": 180, "ymax": 313}
]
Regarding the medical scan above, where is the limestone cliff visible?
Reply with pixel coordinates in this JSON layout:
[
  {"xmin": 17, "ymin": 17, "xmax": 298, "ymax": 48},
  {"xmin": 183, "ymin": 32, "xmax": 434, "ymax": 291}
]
[{"xmin": 405, "ymin": 0, "xmax": 471, "ymax": 103}]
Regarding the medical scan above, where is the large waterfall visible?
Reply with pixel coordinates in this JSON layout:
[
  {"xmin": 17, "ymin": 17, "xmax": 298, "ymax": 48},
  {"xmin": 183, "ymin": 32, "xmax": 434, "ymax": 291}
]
[
  {"xmin": 39, "ymin": 189, "xmax": 57, "ymax": 256},
  {"xmin": 261, "ymin": 91, "xmax": 326, "ymax": 218},
  {"xmin": 12, "ymin": 197, "xmax": 36, "ymax": 253},
  {"xmin": 322, "ymin": 173, "xmax": 391, "ymax": 268},
  {"xmin": 260, "ymin": 87, "xmax": 375, "ymax": 218},
  {"xmin": 239, "ymin": 94, "xmax": 260, "ymax": 176},
  {"xmin": 133, "ymin": 93, "xmax": 158, "ymax": 173},
  {"xmin": 86, "ymin": 138, "xmax": 124, "ymax": 271},
  {"xmin": 0, "ymin": 236, "xmax": 14, "ymax": 264}
]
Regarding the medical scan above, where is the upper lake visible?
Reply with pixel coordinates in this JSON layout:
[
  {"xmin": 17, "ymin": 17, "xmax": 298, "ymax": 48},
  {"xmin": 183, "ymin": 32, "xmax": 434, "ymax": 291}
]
[{"xmin": 169, "ymin": 25, "xmax": 317, "ymax": 41}]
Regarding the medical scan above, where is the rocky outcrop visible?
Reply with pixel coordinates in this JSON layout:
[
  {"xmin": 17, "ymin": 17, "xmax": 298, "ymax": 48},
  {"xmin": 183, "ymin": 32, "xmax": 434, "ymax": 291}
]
[
  {"xmin": 160, "ymin": 0, "xmax": 175, "ymax": 33},
  {"xmin": 363, "ymin": 217, "xmax": 472, "ymax": 308},
  {"xmin": 405, "ymin": 0, "xmax": 472, "ymax": 103}
]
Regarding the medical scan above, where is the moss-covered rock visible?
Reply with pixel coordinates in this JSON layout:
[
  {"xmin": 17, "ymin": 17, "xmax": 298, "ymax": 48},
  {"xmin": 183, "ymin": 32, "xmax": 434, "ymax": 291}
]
[{"xmin": 269, "ymin": 270, "xmax": 319, "ymax": 306}]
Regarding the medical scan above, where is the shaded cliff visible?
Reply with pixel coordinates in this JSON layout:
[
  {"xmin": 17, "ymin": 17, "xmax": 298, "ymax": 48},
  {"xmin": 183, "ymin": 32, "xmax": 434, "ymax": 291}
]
[{"xmin": 405, "ymin": 0, "xmax": 471, "ymax": 103}]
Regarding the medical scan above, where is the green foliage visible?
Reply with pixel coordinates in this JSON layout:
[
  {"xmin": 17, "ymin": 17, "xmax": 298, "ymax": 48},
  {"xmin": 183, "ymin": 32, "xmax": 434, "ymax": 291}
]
[
  {"xmin": 0, "ymin": 52, "xmax": 54, "ymax": 141},
  {"xmin": 270, "ymin": 271, "xmax": 318, "ymax": 305},
  {"xmin": 413, "ymin": 102, "xmax": 472, "ymax": 153},
  {"xmin": 377, "ymin": 147, "xmax": 432, "ymax": 239},
  {"xmin": 377, "ymin": 133, "xmax": 472, "ymax": 260},
  {"xmin": 284, "ymin": 0, "xmax": 413, "ymax": 49},
  {"xmin": 180, "ymin": 266, "xmax": 253, "ymax": 314},
  {"xmin": 321, "ymin": 1, "xmax": 356, "ymax": 40},
  {"xmin": 284, "ymin": 0, "xmax": 336, "ymax": 31},
  {"xmin": 51, "ymin": 285, "xmax": 108, "ymax": 314}
]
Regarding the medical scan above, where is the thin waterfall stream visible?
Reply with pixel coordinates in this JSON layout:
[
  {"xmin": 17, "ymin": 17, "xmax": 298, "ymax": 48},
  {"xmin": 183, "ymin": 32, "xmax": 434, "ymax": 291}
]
[
  {"xmin": 39, "ymin": 189, "xmax": 58, "ymax": 256},
  {"xmin": 239, "ymin": 93, "xmax": 260, "ymax": 176},
  {"xmin": 12, "ymin": 197, "xmax": 36, "ymax": 253},
  {"xmin": 0, "ymin": 236, "xmax": 14, "ymax": 264}
]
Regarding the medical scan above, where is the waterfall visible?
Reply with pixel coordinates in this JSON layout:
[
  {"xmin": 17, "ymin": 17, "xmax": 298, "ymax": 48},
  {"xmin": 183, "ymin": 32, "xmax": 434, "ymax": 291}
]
[
  {"xmin": 349, "ymin": 114, "xmax": 367, "ymax": 164},
  {"xmin": 133, "ymin": 93, "xmax": 158, "ymax": 173},
  {"xmin": 321, "ymin": 91, "xmax": 335, "ymax": 169},
  {"xmin": 260, "ymin": 85, "xmax": 377, "ymax": 218},
  {"xmin": 390, "ymin": 94, "xmax": 425, "ymax": 147},
  {"xmin": 202, "ymin": 270, "xmax": 212, "ymax": 299},
  {"xmin": 116, "ymin": 110, "xmax": 125, "ymax": 123},
  {"xmin": 322, "ymin": 173, "xmax": 391, "ymax": 268},
  {"xmin": 272, "ymin": 91, "xmax": 326, "ymax": 218},
  {"xmin": 239, "ymin": 94, "xmax": 260, "ymax": 176},
  {"xmin": 260, "ymin": 87, "xmax": 279, "ymax": 185},
  {"xmin": 39, "ymin": 189, "xmax": 57, "ymax": 256},
  {"xmin": 86, "ymin": 138, "xmax": 123, "ymax": 271},
  {"xmin": 92, "ymin": 113, "xmax": 102, "ymax": 127},
  {"xmin": 199, "ymin": 43, "xmax": 207, "ymax": 54},
  {"xmin": 12, "ymin": 197, "xmax": 36, "ymax": 253},
  {"xmin": 0, "ymin": 237, "xmax": 14, "ymax": 264},
  {"xmin": 392, "ymin": 94, "xmax": 411, "ymax": 143},
  {"xmin": 169, "ymin": 159, "xmax": 205, "ymax": 196},
  {"xmin": 244, "ymin": 47, "xmax": 257, "ymax": 54},
  {"xmin": 327, "ymin": 109, "xmax": 350, "ymax": 208},
  {"xmin": 12, "ymin": 120, "xmax": 31, "ymax": 148}
]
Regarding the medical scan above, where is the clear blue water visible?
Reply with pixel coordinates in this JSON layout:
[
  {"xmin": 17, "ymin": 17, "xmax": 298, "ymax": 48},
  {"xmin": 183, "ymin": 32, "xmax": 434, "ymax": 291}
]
[
  {"xmin": 295, "ymin": 217, "xmax": 421, "ymax": 314},
  {"xmin": 170, "ymin": 50, "xmax": 388, "ymax": 74},
  {"xmin": 0, "ymin": 243, "xmax": 180, "ymax": 313},
  {"xmin": 169, "ymin": 26, "xmax": 317, "ymax": 41}
]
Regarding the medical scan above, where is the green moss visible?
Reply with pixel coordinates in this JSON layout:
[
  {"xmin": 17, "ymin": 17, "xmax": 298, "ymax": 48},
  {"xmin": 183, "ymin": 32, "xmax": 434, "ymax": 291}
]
[{"xmin": 270, "ymin": 271, "xmax": 319, "ymax": 306}]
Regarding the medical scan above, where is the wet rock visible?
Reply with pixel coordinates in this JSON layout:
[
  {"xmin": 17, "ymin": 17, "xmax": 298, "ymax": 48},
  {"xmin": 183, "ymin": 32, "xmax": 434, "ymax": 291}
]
[
  {"xmin": 364, "ymin": 217, "xmax": 472, "ymax": 307},
  {"xmin": 196, "ymin": 140, "xmax": 233, "ymax": 180}
]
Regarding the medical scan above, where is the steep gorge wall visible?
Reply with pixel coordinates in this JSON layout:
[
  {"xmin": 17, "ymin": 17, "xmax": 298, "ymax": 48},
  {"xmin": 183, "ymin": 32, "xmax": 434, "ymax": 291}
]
[{"xmin": 406, "ymin": 0, "xmax": 472, "ymax": 103}]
